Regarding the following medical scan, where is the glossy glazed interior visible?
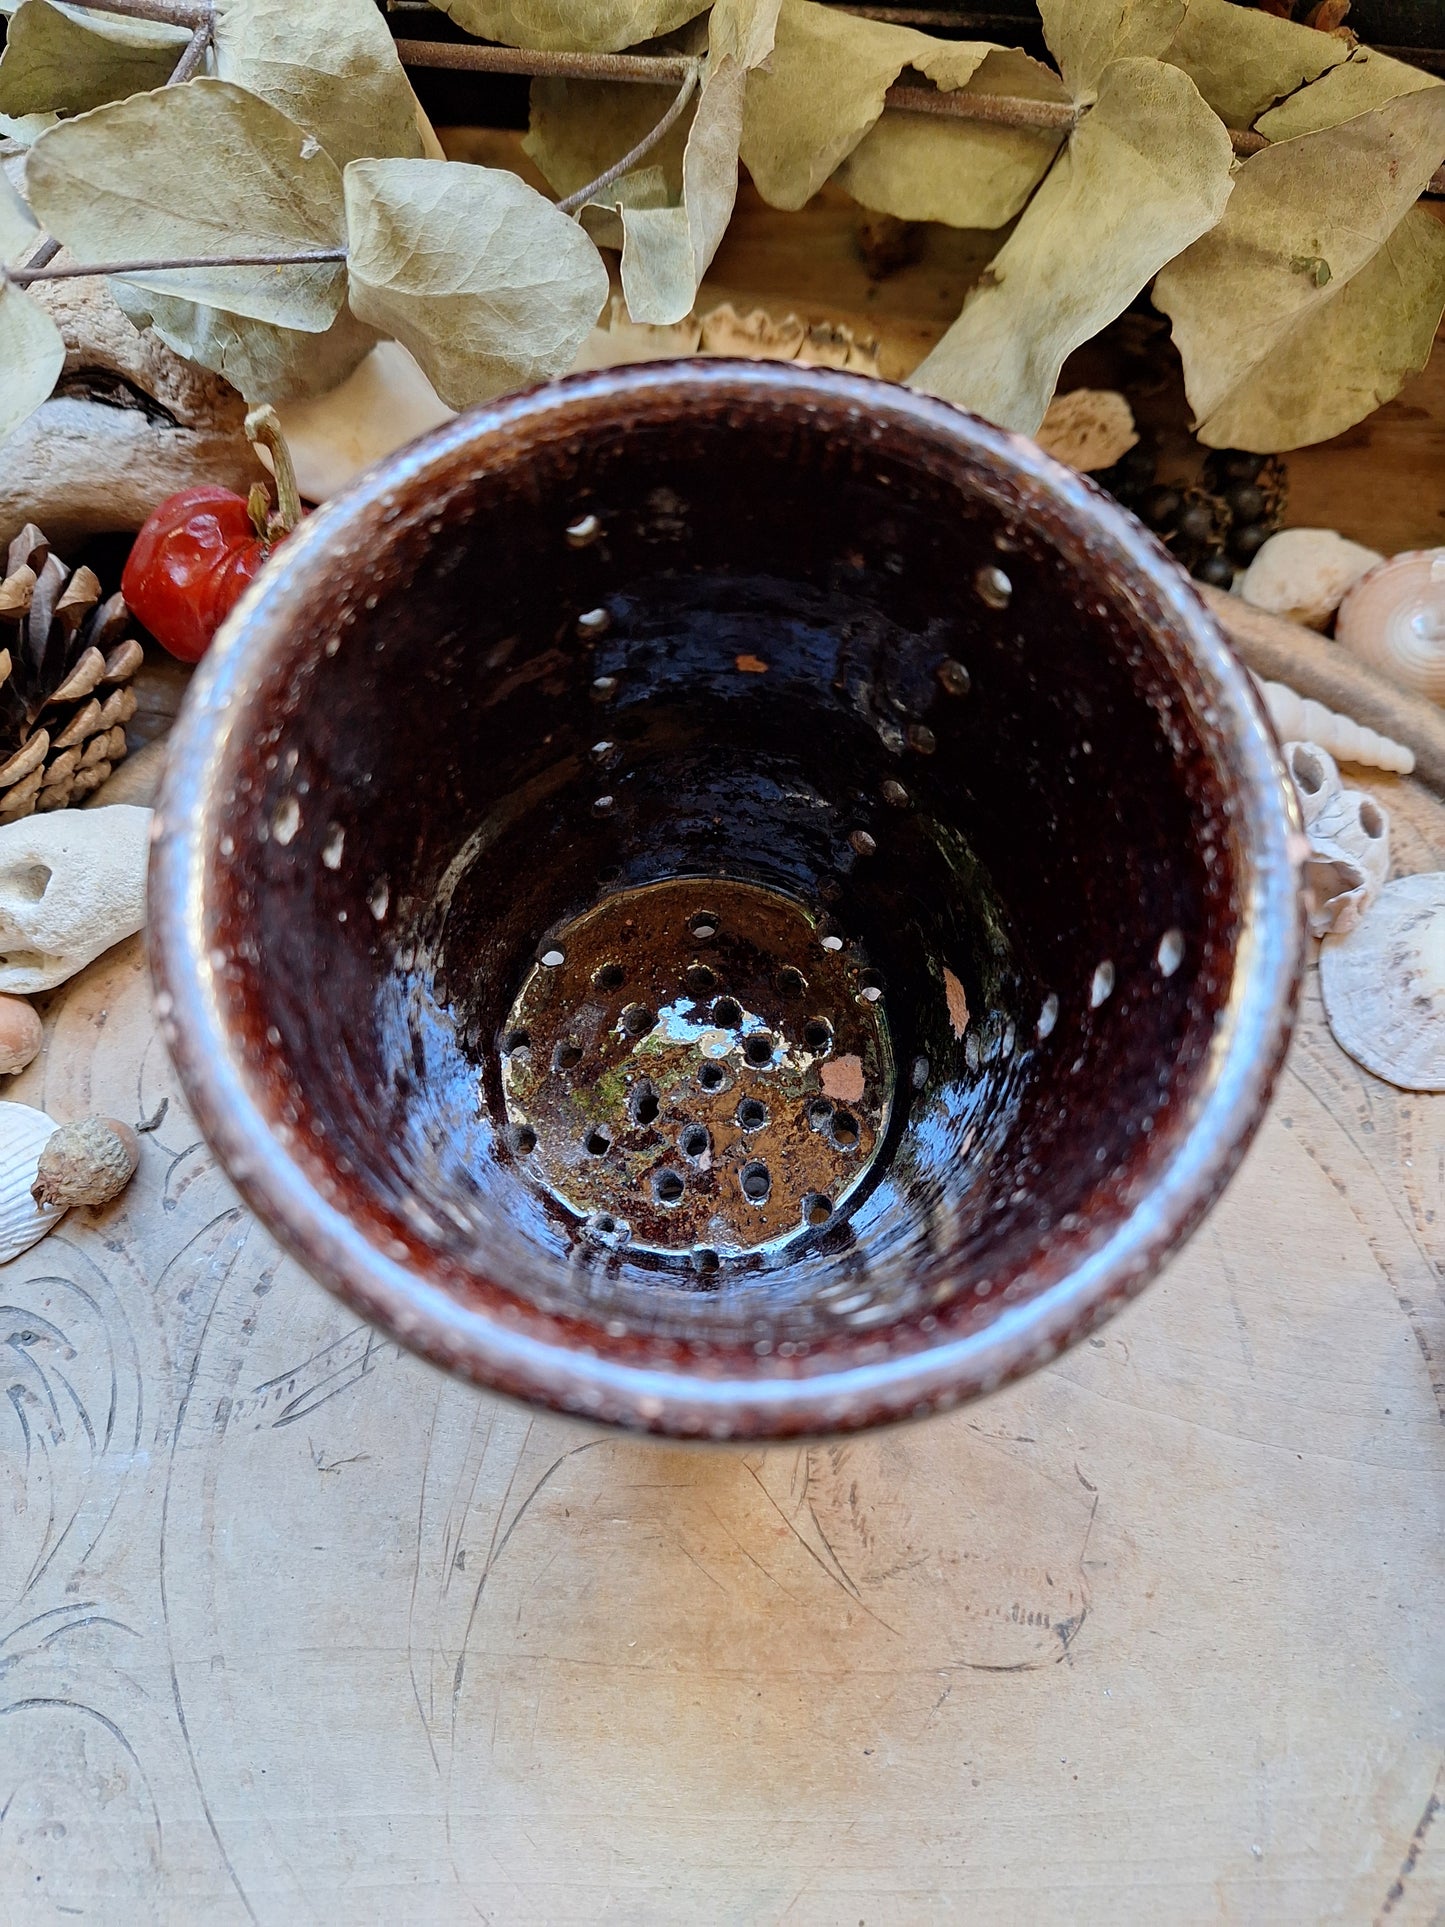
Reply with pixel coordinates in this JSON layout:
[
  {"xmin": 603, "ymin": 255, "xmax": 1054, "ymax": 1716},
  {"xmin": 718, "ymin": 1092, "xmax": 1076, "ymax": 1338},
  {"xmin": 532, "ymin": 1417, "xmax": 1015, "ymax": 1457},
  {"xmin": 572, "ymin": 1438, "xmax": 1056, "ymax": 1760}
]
[{"xmin": 151, "ymin": 364, "xmax": 1300, "ymax": 1436}]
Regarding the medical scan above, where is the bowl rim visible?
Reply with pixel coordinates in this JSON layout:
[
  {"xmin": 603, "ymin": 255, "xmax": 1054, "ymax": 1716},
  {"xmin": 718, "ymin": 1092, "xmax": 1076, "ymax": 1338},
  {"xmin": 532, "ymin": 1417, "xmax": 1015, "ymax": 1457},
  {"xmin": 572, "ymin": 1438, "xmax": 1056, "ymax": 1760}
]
[{"xmin": 149, "ymin": 359, "xmax": 1302, "ymax": 1439}]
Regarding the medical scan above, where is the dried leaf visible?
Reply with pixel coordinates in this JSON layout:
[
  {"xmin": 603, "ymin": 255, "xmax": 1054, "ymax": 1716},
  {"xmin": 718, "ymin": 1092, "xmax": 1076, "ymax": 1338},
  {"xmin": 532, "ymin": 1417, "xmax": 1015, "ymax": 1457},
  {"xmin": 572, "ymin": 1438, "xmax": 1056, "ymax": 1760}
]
[
  {"xmin": 0, "ymin": 110, "xmax": 55, "ymax": 145},
  {"xmin": 111, "ymin": 282, "xmax": 379, "ymax": 402},
  {"xmin": 1154, "ymin": 86, "xmax": 1445, "ymax": 450},
  {"xmin": 910, "ymin": 58, "xmax": 1233, "ymax": 435},
  {"xmin": 0, "ymin": 0, "xmax": 187, "ymax": 118},
  {"xmin": 740, "ymin": 0, "xmax": 1003, "ymax": 209},
  {"xmin": 434, "ymin": 0, "xmax": 706, "ymax": 55},
  {"xmin": 525, "ymin": 76, "xmax": 691, "ymax": 203},
  {"xmin": 1254, "ymin": 45, "xmax": 1439, "ymax": 139},
  {"xmin": 0, "ymin": 165, "xmax": 39, "ymax": 265},
  {"xmin": 1038, "ymin": 0, "xmax": 1185, "ymax": 99},
  {"xmin": 211, "ymin": 0, "xmax": 424, "ymax": 171},
  {"xmin": 343, "ymin": 158, "xmax": 609, "ymax": 410},
  {"xmin": 26, "ymin": 79, "xmax": 348, "ymax": 332},
  {"xmin": 0, "ymin": 279, "xmax": 64, "ymax": 447},
  {"xmin": 1162, "ymin": 0, "xmax": 1346, "ymax": 127},
  {"xmin": 614, "ymin": 0, "xmax": 780, "ymax": 325},
  {"xmin": 835, "ymin": 50, "xmax": 1067, "ymax": 232}
]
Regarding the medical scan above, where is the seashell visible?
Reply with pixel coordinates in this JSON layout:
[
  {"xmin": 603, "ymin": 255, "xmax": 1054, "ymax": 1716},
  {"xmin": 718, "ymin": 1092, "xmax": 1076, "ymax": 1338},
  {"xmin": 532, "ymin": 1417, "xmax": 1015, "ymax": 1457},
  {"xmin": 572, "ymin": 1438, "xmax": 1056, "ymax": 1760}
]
[
  {"xmin": 1035, "ymin": 388, "xmax": 1138, "ymax": 473},
  {"xmin": 1283, "ymin": 741, "xmax": 1390, "ymax": 937},
  {"xmin": 0, "ymin": 1100, "xmax": 69, "ymax": 1261},
  {"xmin": 0, "ymin": 994, "xmax": 41, "ymax": 1075},
  {"xmin": 31, "ymin": 1115, "xmax": 139, "ymax": 1209},
  {"xmin": 1334, "ymin": 548, "xmax": 1445, "ymax": 705},
  {"xmin": 1320, "ymin": 873, "xmax": 1445, "ymax": 1091},
  {"xmin": 0, "ymin": 804, "xmax": 151, "ymax": 993},
  {"xmin": 1253, "ymin": 675, "xmax": 1414, "ymax": 774},
  {"xmin": 1240, "ymin": 528, "xmax": 1384, "ymax": 631}
]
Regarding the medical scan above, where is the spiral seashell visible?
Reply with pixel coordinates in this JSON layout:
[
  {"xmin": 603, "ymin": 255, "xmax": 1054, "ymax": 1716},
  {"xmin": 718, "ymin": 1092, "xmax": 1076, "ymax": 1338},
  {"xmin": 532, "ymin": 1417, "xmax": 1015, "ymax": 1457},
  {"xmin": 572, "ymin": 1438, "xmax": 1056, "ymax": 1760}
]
[
  {"xmin": 0, "ymin": 1101, "xmax": 68, "ymax": 1262},
  {"xmin": 1334, "ymin": 549, "xmax": 1445, "ymax": 706},
  {"xmin": 1253, "ymin": 676, "xmax": 1414, "ymax": 774}
]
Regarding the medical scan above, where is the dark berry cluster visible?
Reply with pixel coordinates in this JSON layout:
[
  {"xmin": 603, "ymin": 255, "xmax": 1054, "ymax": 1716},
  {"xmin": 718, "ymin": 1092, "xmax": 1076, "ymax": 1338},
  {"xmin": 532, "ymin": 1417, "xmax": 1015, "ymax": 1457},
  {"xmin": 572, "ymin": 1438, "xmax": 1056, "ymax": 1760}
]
[{"xmin": 1097, "ymin": 440, "xmax": 1287, "ymax": 589}]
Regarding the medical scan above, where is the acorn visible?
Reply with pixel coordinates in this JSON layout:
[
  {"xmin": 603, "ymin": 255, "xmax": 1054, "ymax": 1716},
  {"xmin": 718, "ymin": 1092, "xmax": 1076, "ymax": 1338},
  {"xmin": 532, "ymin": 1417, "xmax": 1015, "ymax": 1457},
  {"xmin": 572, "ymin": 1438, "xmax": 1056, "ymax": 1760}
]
[{"xmin": 31, "ymin": 1115, "xmax": 139, "ymax": 1208}]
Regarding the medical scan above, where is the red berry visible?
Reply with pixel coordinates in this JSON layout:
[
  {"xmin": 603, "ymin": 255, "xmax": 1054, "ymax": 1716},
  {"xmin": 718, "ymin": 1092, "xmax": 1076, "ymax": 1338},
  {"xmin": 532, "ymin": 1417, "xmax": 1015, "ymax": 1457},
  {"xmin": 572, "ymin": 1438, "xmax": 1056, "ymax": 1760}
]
[{"xmin": 122, "ymin": 486, "xmax": 274, "ymax": 663}]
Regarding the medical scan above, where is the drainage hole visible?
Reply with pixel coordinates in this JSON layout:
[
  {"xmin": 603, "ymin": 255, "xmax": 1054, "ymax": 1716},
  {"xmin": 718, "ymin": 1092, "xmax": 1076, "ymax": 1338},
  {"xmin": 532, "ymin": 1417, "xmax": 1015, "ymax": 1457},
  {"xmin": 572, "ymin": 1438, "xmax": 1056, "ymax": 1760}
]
[
  {"xmin": 692, "ymin": 1246, "xmax": 720, "ymax": 1277},
  {"xmin": 502, "ymin": 1027, "xmax": 531, "ymax": 1056},
  {"xmin": 698, "ymin": 1061, "xmax": 728, "ymax": 1092},
  {"xmin": 743, "ymin": 1031, "xmax": 776, "ymax": 1068},
  {"xmin": 552, "ymin": 1041, "xmax": 583, "ymax": 1072},
  {"xmin": 584, "ymin": 1126, "xmax": 612, "ymax": 1156},
  {"xmin": 736, "ymin": 1097, "xmax": 769, "ymax": 1133},
  {"xmin": 831, "ymin": 1111, "xmax": 860, "ymax": 1151},
  {"xmin": 620, "ymin": 1003, "xmax": 657, "ymax": 1037},
  {"xmin": 776, "ymin": 966, "xmax": 807, "ymax": 998},
  {"xmin": 680, "ymin": 1123, "xmax": 711, "ymax": 1160},
  {"xmin": 689, "ymin": 910, "xmax": 720, "ymax": 941},
  {"xmin": 540, "ymin": 947, "xmax": 565, "ymax": 968},
  {"xmin": 802, "ymin": 1192, "xmax": 834, "ymax": 1227},
  {"xmin": 593, "ymin": 960, "xmax": 625, "ymax": 991},
  {"xmin": 653, "ymin": 1169, "xmax": 685, "ymax": 1207},
  {"xmin": 858, "ymin": 968, "xmax": 884, "ymax": 1003},
  {"xmin": 803, "ymin": 1017, "xmax": 833, "ymax": 1053},
  {"xmin": 685, "ymin": 964, "xmax": 718, "ymax": 997},
  {"xmin": 740, "ymin": 1160, "xmax": 772, "ymax": 1204},
  {"xmin": 631, "ymin": 1081, "xmax": 661, "ymax": 1126},
  {"xmin": 712, "ymin": 996, "xmax": 743, "ymax": 1028},
  {"xmin": 806, "ymin": 1097, "xmax": 834, "ymax": 1131},
  {"xmin": 507, "ymin": 1123, "xmax": 537, "ymax": 1156}
]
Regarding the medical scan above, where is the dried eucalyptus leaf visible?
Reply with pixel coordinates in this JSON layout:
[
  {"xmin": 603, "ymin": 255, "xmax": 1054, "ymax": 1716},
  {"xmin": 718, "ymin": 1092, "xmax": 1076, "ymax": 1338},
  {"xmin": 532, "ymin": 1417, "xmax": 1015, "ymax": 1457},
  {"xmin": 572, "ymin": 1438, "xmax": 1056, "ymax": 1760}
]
[
  {"xmin": 435, "ymin": 0, "xmax": 706, "ymax": 55},
  {"xmin": 212, "ymin": 0, "xmax": 424, "ymax": 171},
  {"xmin": 740, "ymin": 0, "xmax": 1002, "ymax": 209},
  {"xmin": 0, "ymin": 109, "xmax": 56, "ymax": 146},
  {"xmin": 0, "ymin": 0, "xmax": 186, "ymax": 119},
  {"xmin": 1163, "ymin": 0, "xmax": 1345, "ymax": 127},
  {"xmin": 1038, "ymin": 0, "xmax": 1184, "ymax": 100},
  {"xmin": 0, "ymin": 164, "xmax": 39, "ymax": 264},
  {"xmin": 836, "ymin": 50, "xmax": 1066, "ymax": 232},
  {"xmin": 615, "ymin": 0, "xmax": 780, "ymax": 324},
  {"xmin": 525, "ymin": 76, "xmax": 691, "ymax": 201},
  {"xmin": 343, "ymin": 158, "xmax": 609, "ymax": 410},
  {"xmin": 0, "ymin": 279, "xmax": 64, "ymax": 447},
  {"xmin": 26, "ymin": 79, "xmax": 348, "ymax": 331},
  {"xmin": 111, "ymin": 281, "xmax": 379, "ymax": 402},
  {"xmin": 910, "ymin": 57, "xmax": 1233, "ymax": 435},
  {"xmin": 1255, "ymin": 47, "xmax": 1440, "ymax": 141},
  {"xmin": 1155, "ymin": 86, "xmax": 1445, "ymax": 450}
]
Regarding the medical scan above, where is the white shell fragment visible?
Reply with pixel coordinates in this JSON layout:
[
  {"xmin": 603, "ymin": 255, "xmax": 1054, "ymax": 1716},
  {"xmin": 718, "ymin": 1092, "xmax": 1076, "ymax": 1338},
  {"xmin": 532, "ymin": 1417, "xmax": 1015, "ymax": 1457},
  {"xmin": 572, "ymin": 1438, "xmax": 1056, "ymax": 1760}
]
[
  {"xmin": 1320, "ymin": 873, "xmax": 1445, "ymax": 1091},
  {"xmin": 1253, "ymin": 676, "xmax": 1414, "ymax": 774},
  {"xmin": 0, "ymin": 1100, "xmax": 68, "ymax": 1261},
  {"xmin": 31, "ymin": 1115, "xmax": 139, "ymax": 1209},
  {"xmin": 1334, "ymin": 548, "xmax": 1445, "ymax": 705},
  {"xmin": 0, "ymin": 804, "xmax": 152, "ymax": 993},
  {"xmin": 1240, "ymin": 528, "xmax": 1384, "ymax": 631},
  {"xmin": 1284, "ymin": 741, "xmax": 1390, "ymax": 938},
  {"xmin": 1034, "ymin": 388, "xmax": 1137, "ymax": 472}
]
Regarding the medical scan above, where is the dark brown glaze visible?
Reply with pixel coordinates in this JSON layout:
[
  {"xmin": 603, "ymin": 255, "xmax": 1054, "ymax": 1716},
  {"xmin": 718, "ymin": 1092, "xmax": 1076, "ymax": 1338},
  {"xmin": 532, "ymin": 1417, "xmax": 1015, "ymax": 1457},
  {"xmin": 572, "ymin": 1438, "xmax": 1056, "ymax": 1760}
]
[{"xmin": 149, "ymin": 363, "xmax": 1302, "ymax": 1440}]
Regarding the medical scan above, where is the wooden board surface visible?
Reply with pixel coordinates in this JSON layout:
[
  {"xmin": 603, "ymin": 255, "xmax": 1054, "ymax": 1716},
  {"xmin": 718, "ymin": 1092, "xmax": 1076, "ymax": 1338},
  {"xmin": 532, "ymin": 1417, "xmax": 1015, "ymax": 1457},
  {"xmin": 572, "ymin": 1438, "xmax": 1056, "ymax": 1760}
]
[{"xmin": 3, "ymin": 143, "xmax": 1444, "ymax": 1924}]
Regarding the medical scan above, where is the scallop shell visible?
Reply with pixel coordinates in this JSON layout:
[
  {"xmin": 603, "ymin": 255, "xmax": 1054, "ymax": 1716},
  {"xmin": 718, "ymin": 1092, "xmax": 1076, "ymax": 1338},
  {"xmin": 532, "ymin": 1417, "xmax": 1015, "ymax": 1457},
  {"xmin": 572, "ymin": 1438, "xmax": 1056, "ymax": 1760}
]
[
  {"xmin": 0, "ymin": 1100, "xmax": 67, "ymax": 1261},
  {"xmin": 1284, "ymin": 741, "xmax": 1390, "ymax": 938},
  {"xmin": 1319, "ymin": 873, "xmax": 1445, "ymax": 1091},
  {"xmin": 1253, "ymin": 676, "xmax": 1415, "ymax": 774},
  {"xmin": 1334, "ymin": 548, "xmax": 1445, "ymax": 705}
]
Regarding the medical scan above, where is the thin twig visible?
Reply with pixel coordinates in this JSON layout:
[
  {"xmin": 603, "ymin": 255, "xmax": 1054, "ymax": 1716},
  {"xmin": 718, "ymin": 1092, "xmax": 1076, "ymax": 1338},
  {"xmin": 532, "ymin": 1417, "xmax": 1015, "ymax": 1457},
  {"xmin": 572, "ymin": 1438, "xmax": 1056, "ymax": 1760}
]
[
  {"xmin": 885, "ymin": 82, "xmax": 1075, "ymax": 134},
  {"xmin": 7, "ymin": 248, "xmax": 348, "ymax": 285},
  {"xmin": 393, "ymin": 39, "xmax": 694, "ymax": 85},
  {"xmin": 557, "ymin": 63, "xmax": 701, "ymax": 215},
  {"xmin": 56, "ymin": 0, "xmax": 211, "ymax": 25},
  {"xmin": 19, "ymin": 237, "xmax": 62, "ymax": 277},
  {"xmin": 168, "ymin": 19, "xmax": 212, "ymax": 85}
]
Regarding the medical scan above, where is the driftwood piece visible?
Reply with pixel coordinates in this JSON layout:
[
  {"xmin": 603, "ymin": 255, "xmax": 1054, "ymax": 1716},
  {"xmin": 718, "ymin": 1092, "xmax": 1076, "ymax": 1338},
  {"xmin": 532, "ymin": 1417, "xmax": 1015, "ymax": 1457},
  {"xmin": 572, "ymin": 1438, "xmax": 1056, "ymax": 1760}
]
[{"xmin": 0, "ymin": 273, "xmax": 254, "ymax": 547}]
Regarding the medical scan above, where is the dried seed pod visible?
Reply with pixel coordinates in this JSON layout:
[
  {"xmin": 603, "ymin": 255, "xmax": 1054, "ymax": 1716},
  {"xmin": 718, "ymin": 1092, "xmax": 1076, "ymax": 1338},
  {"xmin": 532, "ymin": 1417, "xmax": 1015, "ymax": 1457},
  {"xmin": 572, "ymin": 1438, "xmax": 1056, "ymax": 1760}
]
[
  {"xmin": 31, "ymin": 1115, "xmax": 139, "ymax": 1209},
  {"xmin": 1334, "ymin": 549, "xmax": 1445, "ymax": 704},
  {"xmin": 0, "ymin": 996, "xmax": 42, "ymax": 1075}
]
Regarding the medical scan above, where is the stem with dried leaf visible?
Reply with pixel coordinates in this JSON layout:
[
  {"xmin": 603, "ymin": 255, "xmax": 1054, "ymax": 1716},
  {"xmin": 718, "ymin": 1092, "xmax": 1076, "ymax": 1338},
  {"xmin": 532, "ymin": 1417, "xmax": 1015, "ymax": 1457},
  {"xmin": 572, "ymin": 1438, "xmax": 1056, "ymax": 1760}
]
[{"xmin": 557, "ymin": 62, "xmax": 702, "ymax": 216}]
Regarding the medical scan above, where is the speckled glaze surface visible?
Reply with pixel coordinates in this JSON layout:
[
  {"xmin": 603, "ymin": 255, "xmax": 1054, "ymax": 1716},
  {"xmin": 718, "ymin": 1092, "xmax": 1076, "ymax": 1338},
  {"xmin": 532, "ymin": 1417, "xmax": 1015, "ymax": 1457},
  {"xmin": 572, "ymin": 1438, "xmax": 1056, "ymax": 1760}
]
[{"xmin": 149, "ymin": 362, "xmax": 1303, "ymax": 1440}]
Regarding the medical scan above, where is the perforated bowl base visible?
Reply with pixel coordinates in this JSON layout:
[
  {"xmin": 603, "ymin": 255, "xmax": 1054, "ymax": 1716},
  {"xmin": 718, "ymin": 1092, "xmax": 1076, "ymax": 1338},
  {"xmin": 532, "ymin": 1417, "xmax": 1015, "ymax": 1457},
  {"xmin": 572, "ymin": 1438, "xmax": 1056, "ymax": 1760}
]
[{"xmin": 499, "ymin": 878, "xmax": 894, "ymax": 1260}]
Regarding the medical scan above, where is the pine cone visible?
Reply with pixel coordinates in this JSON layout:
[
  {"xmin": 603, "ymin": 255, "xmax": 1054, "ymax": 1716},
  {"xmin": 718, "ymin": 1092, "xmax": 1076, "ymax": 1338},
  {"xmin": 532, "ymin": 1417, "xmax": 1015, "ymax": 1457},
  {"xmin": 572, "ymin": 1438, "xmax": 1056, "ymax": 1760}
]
[{"xmin": 0, "ymin": 525, "xmax": 141, "ymax": 821}]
